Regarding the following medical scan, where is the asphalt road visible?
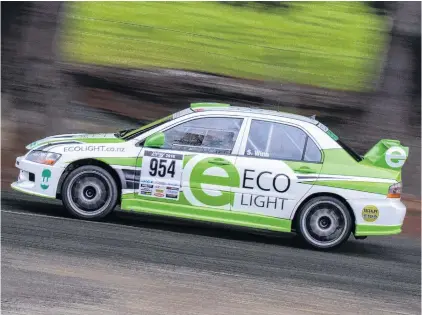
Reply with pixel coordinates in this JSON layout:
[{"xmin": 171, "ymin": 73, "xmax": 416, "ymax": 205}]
[{"xmin": 1, "ymin": 192, "xmax": 421, "ymax": 315}]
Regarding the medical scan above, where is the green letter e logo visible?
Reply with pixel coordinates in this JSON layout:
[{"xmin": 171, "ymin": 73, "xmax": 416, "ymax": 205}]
[{"xmin": 185, "ymin": 156, "xmax": 240, "ymax": 209}]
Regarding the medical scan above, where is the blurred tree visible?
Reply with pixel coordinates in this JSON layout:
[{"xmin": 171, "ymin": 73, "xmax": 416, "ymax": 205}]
[
  {"xmin": 1, "ymin": 1, "xmax": 30, "ymax": 94},
  {"xmin": 365, "ymin": 1, "xmax": 421, "ymax": 195},
  {"xmin": 1, "ymin": 2, "xmax": 68, "ymax": 135}
]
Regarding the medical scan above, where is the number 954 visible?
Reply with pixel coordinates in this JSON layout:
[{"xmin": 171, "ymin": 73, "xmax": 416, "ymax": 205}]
[{"xmin": 149, "ymin": 158, "xmax": 176, "ymax": 178}]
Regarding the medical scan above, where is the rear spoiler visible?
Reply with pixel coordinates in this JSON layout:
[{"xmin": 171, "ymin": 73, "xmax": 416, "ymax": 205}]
[{"xmin": 363, "ymin": 139, "xmax": 409, "ymax": 171}]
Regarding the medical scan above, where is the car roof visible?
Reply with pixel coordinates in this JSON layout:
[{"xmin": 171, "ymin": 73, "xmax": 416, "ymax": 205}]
[{"xmin": 189, "ymin": 102, "xmax": 319, "ymax": 125}]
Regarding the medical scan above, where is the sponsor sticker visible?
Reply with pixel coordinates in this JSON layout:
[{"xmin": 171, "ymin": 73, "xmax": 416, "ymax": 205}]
[
  {"xmin": 40, "ymin": 169, "xmax": 52, "ymax": 190},
  {"xmin": 139, "ymin": 150, "xmax": 183, "ymax": 200},
  {"xmin": 240, "ymin": 193, "xmax": 286, "ymax": 211},
  {"xmin": 362, "ymin": 205, "xmax": 379, "ymax": 222},
  {"xmin": 317, "ymin": 122, "xmax": 339, "ymax": 141},
  {"xmin": 165, "ymin": 193, "xmax": 179, "ymax": 199},
  {"xmin": 385, "ymin": 146, "xmax": 407, "ymax": 168},
  {"xmin": 63, "ymin": 145, "xmax": 125, "ymax": 153}
]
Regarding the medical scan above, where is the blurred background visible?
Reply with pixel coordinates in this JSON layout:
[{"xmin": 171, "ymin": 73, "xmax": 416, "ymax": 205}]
[{"xmin": 1, "ymin": 1, "xmax": 421, "ymax": 198}]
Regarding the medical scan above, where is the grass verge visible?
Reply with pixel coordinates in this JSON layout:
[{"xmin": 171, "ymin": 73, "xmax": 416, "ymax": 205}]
[{"xmin": 63, "ymin": 1, "xmax": 387, "ymax": 91}]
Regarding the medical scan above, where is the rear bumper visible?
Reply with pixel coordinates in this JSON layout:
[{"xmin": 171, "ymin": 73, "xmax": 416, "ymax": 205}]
[
  {"xmin": 11, "ymin": 156, "xmax": 65, "ymax": 199},
  {"xmin": 350, "ymin": 198, "xmax": 407, "ymax": 236}
]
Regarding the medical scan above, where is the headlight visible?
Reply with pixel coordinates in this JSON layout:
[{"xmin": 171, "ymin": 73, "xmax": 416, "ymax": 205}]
[
  {"xmin": 387, "ymin": 182, "xmax": 402, "ymax": 198},
  {"xmin": 26, "ymin": 150, "xmax": 61, "ymax": 165}
]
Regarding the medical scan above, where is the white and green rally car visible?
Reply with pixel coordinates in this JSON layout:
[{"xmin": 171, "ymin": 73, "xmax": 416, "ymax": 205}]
[{"xmin": 12, "ymin": 102, "xmax": 409, "ymax": 249}]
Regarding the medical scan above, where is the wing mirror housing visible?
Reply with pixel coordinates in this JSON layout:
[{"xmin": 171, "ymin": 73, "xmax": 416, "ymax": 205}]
[{"xmin": 144, "ymin": 132, "xmax": 165, "ymax": 148}]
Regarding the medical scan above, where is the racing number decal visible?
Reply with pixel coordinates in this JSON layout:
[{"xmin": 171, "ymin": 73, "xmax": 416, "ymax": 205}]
[
  {"xmin": 149, "ymin": 158, "xmax": 176, "ymax": 178},
  {"xmin": 139, "ymin": 150, "xmax": 184, "ymax": 200}
]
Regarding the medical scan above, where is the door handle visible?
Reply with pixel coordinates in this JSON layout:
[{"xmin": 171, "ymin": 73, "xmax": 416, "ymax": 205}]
[
  {"xmin": 208, "ymin": 158, "xmax": 230, "ymax": 165},
  {"xmin": 296, "ymin": 167, "xmax": 315, "ymax": 174}
]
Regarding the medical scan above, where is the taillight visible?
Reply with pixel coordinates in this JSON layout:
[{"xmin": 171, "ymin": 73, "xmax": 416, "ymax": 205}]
[{"xmin": 387, "ymin": 182, "xmax": 402, "ymax": 198}]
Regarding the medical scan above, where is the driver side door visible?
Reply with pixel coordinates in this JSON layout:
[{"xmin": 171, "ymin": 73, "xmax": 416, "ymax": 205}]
[{"xmin": 129, "ymin": 115, "xmax": 246, "ymax": 213}]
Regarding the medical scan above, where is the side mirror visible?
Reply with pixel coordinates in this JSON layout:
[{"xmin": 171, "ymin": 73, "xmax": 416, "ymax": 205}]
[{"xmin": 144, "ymin": 132, "xmax": 165, "ymax": 148}]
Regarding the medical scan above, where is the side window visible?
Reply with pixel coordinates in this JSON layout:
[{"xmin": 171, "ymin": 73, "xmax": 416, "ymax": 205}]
[
  {"xmin": 161, "ymin": 117, "xmax": 243, "ymax": 154},
  {"xmin": 303, "ymin": 137, "xmax": 322, "ymax": 162},
  {"xmin": 244, "ymin": 120, "xmax": 312, "ymax": 161}
]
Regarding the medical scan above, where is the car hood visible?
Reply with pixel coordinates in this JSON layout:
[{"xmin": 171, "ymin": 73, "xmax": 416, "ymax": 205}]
[{"xmin": 26, "ymin": 133, "xmax": 124, "ymax": 150}]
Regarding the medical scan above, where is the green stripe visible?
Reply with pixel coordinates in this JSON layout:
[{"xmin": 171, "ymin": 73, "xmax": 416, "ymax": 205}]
[
  {"xmin": 190, "ymin": 102, "xmax": 230, "ymax": 109},
  {"xmin": 97, "ymin": 157, "xmax": 141, "ymax": 167},
  {"xmin": 121, "ymin": 194, "xmax": 291, "ymax": 233},
  {"xmin": 306, "ymin": 180, "xmax": 389, "ymax": 195},
  {"xmin": 27, "ymin": 139, "xmax": 83, "ymax": 148},
  {"xmin": 11, "ymin": 184, "xmax": 56, "ymax": 199},
  {"xmin": 75, "ymin": 138, "xmax": 124, "ymax": 143},
  {"xmin": 29, "ymin": 137, "xmax": 123, "ymax": 149},
  {"xmin": 355, "ymin": 224, "xmax": 402, "ymax": 236},
  {"xmin": 64, "ymin": 157, "xmax": 142, "ymax": 167}
]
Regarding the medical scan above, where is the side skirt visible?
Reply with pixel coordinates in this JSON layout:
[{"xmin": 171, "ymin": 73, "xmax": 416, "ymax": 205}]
[{"xmin": 121, "ymin": 197, "xmax": 292, "ymax": 233}]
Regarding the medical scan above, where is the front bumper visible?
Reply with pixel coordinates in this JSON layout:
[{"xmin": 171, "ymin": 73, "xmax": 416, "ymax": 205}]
[
  {"xmin": 350, "ymin": 198, "xmax": 407, "ymax": 236},
  {"xmin": 11, "ymin": 156, "xmax": 65, "ymax": 199}
]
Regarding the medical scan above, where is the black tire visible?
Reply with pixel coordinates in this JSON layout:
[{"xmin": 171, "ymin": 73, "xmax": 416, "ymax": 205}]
[
  {"xmin": 295, "ymin": 196, "xmax": 353, "ymax": 250},
  {"xmin": 61, "ymin": 165, "xmax": 118, "ymax": 220}
]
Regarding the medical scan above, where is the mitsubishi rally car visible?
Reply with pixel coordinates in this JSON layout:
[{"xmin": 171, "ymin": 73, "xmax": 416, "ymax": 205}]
[{"xmin": 12, "ymin": 102, "xmax": 409, "ymax": 249}]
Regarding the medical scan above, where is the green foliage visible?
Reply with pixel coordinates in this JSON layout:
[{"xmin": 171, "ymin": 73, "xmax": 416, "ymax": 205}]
[{"xmin": 63, "ymin": 1, "xmax": 387, "ymax": 91}]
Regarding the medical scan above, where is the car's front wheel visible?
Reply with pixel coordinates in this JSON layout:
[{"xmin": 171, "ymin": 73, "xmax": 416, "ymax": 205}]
[
  {"xmin": 296, "ymin": 196, "xmax": 353, "ymax": 250},
  {"xmin": 61, "ymin": 165, "xmax": 118, "ymax": 220}
]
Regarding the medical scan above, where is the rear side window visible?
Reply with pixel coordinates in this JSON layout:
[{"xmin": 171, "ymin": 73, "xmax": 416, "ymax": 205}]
[
  {"xmin": 303, "ymin": 137, "xmax": 322, "ymax": 162},
  {"xmin": 161, "ymin": 117, "xmax": 243, "ymax": 154},
  {"xmin": 244, "ymin": 119, "xmax": 321, "ymax": 162}
]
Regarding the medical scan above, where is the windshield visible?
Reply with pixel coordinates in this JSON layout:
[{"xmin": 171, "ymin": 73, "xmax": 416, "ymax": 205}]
[
  {"xmin": 117, "ymin": 108, "xmax": 194, "ymax": 140},
  {"xmin": 316, "ymin": 121, "xmax": 362, "ymax": 162}
]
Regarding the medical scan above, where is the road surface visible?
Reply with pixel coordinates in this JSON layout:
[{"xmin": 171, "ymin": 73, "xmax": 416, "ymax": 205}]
[{"xmin": 2, "ymin": 192, "xmax": 421, "ymax": 315}]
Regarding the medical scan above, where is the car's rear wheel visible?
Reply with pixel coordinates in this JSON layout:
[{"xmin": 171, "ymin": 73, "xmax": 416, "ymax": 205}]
[
  {"xmin": 296, "ymin": 196, "xmax": 352, "ymax": 250},
  {"xmin": 62, "ymin": 165, "xmax": 118, "ymax": 220}
]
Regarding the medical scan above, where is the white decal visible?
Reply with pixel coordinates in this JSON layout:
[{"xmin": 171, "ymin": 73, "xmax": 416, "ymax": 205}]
[
  {"xmin": 63, "ymin": 145, "xmax": 125, "ymax": 153},
  {"xmin": 139, "ymin": 150, "xmax": 183, "ymax": 200},
  {"xmin": 385, "ymin": 146, "xmax": 407, "ymax": 168},
  {"xmin": 246, "ymin": 149, "xmax": 269, "ymax": 157},
  {"xmin": 254, "ymin": 150, "xmax": 269, "ymax": 157}
]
